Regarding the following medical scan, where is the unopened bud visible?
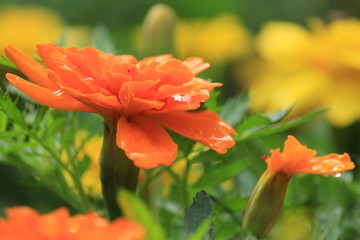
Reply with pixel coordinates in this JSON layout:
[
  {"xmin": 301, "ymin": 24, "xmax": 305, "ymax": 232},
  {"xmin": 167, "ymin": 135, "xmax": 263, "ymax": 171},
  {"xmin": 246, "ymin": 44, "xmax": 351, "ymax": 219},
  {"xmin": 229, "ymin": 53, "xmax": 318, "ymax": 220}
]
[
  {"xmin": 142, "ymin": 3, "xmax": 176, "ymax": 56},
  {"xmin": 242, "ymin": 170, "xmax": 290, "ymax": 239}
]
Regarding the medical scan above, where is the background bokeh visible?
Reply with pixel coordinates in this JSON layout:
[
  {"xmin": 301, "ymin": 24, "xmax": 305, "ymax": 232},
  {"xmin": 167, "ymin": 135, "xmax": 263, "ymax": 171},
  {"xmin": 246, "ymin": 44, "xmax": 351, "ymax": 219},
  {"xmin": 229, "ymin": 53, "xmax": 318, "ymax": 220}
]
[{"xmin": 1, "ymin": 0, "xmax": 360, "ymax": 239}]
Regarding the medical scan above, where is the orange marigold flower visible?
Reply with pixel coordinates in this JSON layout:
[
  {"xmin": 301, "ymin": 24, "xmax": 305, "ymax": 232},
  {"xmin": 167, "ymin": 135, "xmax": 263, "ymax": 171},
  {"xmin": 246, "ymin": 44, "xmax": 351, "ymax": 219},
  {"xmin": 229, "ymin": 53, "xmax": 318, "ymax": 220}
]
[
  {"xmin": 5, "ymin": 44, "xmax": 236, "ymax": 169},
  {"xmin": 243, "ymin": 136, "xmax": 355, "ymax": 238},
  {"xmin": 0, "ymin": 207, "xmax": 144, "ymax": 240},
  {"xmin": 264, "ymin": 135, "xmax": 355, "ymax": 178}
]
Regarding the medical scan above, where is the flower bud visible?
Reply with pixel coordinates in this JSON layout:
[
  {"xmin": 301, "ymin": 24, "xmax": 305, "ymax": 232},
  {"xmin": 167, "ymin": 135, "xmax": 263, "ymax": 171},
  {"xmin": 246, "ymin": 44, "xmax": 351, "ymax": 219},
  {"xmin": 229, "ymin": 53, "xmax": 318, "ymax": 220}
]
[
  {"xmin": 242, "ymin": 170, "xmax": 290, "ymax": 239},
  {"xmin": 142, "ymin": 3, "xmax": 176, "ymax": 56}
]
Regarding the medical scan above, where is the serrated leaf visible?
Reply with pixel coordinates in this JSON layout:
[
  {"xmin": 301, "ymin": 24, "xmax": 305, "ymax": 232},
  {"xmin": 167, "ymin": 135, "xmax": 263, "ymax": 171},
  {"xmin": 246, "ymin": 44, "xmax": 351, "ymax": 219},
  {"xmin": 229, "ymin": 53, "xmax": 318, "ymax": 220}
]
[
  {"xmin": 0, "ymin": 94, "xmax": 27, "ymax": 128},
  {"xmin": 188, "ymin": 218, "xmax": 213, "ymax": 240},
  {"xmin": 117, "ymin": 189, "xmax": 166, "ymax": 240},
  {"xmin": 91, "ymin": 24, "xmax": 117, "ymax": 54},
  {"xmin": 220, "ymin": 92, "xmax": 249, "ymax": 126},
  {"xmin": 193, "ymin": 159, "xmax": 248, "ymax": 189},
  {"xmin": 185, "ymin": 190, "xmax": 214, "ymax": 240}
]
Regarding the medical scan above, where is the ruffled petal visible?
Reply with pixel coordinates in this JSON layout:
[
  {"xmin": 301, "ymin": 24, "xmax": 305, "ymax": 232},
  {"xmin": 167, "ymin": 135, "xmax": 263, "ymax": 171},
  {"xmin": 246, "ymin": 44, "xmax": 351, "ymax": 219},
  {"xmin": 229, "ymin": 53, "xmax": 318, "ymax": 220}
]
[
  {"xmin": 116, "ymin": 116, "xmax": 178, "ymax": 169},
  {"xmin": 265, "ymin": 135, "xmax": 355, "ymax": 177},
  {"xmin": 304, "ymin": 153, "xmax": 354, "ymax": 174},
  {"xmin": 153, "ymin": 110, "xmax": 236, "ymax": 154},
  {"xmin": 37, "ymin": 44, "xmax": 96, "ymax": 94},
  {"xmin": 118, "ymin": 82, "xmax": 164, "ymax": 116},
  {"xmin": 6, "ymin": 74, "xmax": 95, "ymax": 112},
  {"xmin": 182, "ymin": 57, "xmax": 210, "ymax": 74},
  {"xmin": 60, "ymin": 86, "xmax": 121, "ymax": 119},
  {"xmin": 5, "ymin": 45, "xmax": 59, "ymax": 89}
]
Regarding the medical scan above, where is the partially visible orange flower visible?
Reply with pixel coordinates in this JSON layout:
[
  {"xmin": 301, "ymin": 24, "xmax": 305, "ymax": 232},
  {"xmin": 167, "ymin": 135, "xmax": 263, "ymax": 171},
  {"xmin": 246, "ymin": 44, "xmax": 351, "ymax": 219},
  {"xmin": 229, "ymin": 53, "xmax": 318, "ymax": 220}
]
[
  {"xmin": 243, "ymin": 136, "xmax": 355, "ymax": 238},
  {"xmin": 5, "ymin": 44, "xmax": 236, "ymax": 169},
  {"xmin": 264, "ymin": 135, "xmax": 355, "ymax": 178},
  {"xmin": 0, "ymin": 207, "xmax": 144, "ymax": 240}
]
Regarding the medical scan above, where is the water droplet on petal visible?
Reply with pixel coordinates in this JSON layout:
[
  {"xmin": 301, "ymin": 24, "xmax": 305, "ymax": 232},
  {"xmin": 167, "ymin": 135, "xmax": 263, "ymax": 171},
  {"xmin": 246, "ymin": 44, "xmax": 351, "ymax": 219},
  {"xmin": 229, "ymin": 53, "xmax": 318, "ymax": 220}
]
[
  {"xmin": 333, "ymin": 172, "xmax": 342, "ymax": 178},
  {"xmin": 69, "ymin": 222, "xmax": 79, "ymax": 233},
  {"xmin": 60, "ymin": 64, "xmax": 71, "ymax": 70},
  {"xmin": 84, "ymin": 77, "xmax": 95, "ymax": 82},
  {"xmin": 172, "ymin": 94, "xmax": 191, "ymax": 102},
  {"xmin": 53, "ymin": 90, "xmax": 64, "ymax": 96}
]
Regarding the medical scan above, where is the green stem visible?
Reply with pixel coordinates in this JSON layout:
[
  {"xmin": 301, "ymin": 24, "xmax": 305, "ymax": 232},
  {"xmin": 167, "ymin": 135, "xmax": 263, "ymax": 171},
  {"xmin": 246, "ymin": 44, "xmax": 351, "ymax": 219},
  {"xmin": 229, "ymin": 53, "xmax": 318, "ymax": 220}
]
[
  {"xmin": 182, "ymin": 157, "xmax": 191, "ymax": 207},
  {"xmin": 100, "ymin": 122, "xmax": 139, "ymax": 220}
]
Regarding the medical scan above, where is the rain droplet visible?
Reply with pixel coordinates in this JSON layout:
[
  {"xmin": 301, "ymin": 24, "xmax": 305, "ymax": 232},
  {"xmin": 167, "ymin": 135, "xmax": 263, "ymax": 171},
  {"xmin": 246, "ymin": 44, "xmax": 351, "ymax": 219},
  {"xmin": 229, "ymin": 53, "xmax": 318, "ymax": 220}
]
[
  {"xmin": 171, "ymin": 94, "xmax": 191, "ymax": 103},
  {"xmin": 84, "ymin": 77, "xmax": 95, "ymax": 81},
  {"xmin": 333, "ymin": 172, "xmax": 342, "ymax": 178},
  {"xmin": 69, "ymin": 222, "xmax": 79, "ymax": 233},
  {"xmin": 60, "ymin": 64, "xmax": 71, "ymax": 70},
  {"xmin": 53, "ymin": 90, "xmax": 64, "ymax": 96}
]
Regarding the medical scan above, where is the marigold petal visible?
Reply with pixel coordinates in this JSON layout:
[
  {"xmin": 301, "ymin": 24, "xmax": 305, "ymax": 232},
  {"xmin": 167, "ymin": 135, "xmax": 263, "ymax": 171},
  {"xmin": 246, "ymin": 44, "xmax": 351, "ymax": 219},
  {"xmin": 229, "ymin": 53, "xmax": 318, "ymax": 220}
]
[
  {"xmin": 153, "ymin": 110, "xmax": 236, "ymax": 153},
  {"xmin": 119, "ymin": 82, "xmax": 164, "ymax": 115},
  {"xmin": 61, "ymin": 86, "xmax": 121, "ymax": 118},
  {"xmin": 156, "ymin": 78, "xmax": 221, "ymax": 99},
  {"xmin": 0, "ymin": 207, "xmax": 145, "ymax": 240},
  {"xmin": 5, "ymin": 45, "xmax": 59, "ymax": 89},
  {"xmin": 116, "ymin": 116, "xmax": 177, "ymax": 169},
  {"xmin": 282, "ymin": 136, "xmax": 317, "ymax": 166},
  {"xmin": 137, "ymin": 55, "xmax": 173, "ymax": 70},
  {"xmin": 182, "ymin": 57, "xmax": 210, "ymax": 74},
  {"xmin": 158, "ymin": 58, "xmax": 190, "ymax": 72},
  {"xmin": 265, "ymin": 135, "xmax": 355, "ymax": 177},
  {"xmin": 37, "ymin": 43, "xmax": 96, "ymax": 94},
  {"xmin": 306, "ymin": 153, "xmax": 355, "ymax": 174},
  {"xmin": 6, "ymin": 74, "xmax": 95, "ymax": 112},
  {"xmin": 107, "ymin": 218, "xmax": 146, "ymax": 239}
]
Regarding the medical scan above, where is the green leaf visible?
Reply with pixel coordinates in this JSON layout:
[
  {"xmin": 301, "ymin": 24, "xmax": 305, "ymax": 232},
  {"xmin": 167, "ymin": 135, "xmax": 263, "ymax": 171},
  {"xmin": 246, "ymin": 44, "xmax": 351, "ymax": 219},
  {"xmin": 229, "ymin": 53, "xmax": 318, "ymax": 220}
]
[
  {"xmin": 117, "ymin": 189, "xmax": 166, "ymax": 240},
  {"xmin": 188, "ymin": 219, "xmax": 213, "ymax": 240},
  {"xmin": 193, "ymin": 159, "xmax": 248, "ymax": 189},
  {"xmin": 91, "ymin": 24, "xmax": 118, "ymax": 54},
  {"xmin": 220, "ymin": 92, "xmax": 249, "ymax": 126},
  {"xmin": 184, "ymin": 190, "xmax": 214, "ymax": 239},
  {"xmin": 265, "ymin": 106, "xmax": 293, "ymax": 122},
  {"xmin": 237, "ymin": 109, "xmax": 327, "ymax": 140},
  {"xmin": 0, "ymin": 56, "xmax": 16, "ymax": 69},
  {"xmin": 235, "ymin": 114, "xmax": 272, "ymax": 139},
  {"xmin": 0, "ymin": 93, "xmax": 27, "ymax": 128},
  {"xmin": 204, "ymin": 90, "xmax": 221, "ymax": 112},
  {"xmin": 191, "ymin": 150, "xmax": 222, "ymax": 163}
]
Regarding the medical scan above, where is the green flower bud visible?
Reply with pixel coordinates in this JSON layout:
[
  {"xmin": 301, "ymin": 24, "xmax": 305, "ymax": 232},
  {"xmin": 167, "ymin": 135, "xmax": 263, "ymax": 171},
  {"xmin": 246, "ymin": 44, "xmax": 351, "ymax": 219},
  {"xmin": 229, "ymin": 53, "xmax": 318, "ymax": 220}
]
[
  {"xmin": 142, "ymin": 3, "xmax": 176, "ymax": 56},
  {"xmin": 242, "ymin": 170, "xmax": 290, "ymax": 239}
]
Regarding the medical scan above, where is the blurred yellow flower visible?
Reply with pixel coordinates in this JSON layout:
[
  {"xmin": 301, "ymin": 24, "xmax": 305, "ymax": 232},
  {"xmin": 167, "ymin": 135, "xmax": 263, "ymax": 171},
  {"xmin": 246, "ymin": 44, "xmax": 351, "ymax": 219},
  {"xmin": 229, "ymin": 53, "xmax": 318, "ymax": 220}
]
[
  {"xmin": 241, "ymin": 18, "xmax": 360, "ymax": 126},
  {"xmin": 176, "ymin": 14, "xmax": 251, "ymax": 64},
  {"xmin": 135, "ymin": 13, "xmax": 251, "ymax": 64},
  {"xmin": 62, "ymin": 131, "xmax": 102, "ymax": 197},
  {"xmin": 76, "ymin": 131, "xmax": 103, "ymax": 197},
  {"xmin": 0, "ymin": 5, "xmax": 91, "ymax": 55},
  {"xmin": 270, "ymin": 208, "xmax": 315, "ymax": 240}
]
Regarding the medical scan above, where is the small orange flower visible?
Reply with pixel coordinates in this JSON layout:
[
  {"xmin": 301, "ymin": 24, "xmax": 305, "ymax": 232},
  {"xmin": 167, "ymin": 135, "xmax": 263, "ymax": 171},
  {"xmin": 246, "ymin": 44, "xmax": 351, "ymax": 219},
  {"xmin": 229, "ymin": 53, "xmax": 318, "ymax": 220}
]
[
  {"xmin": 5, "ymin": 44, "xmax": 236, "ymax": 169},
  {"xmin": 0, "ymin": 207, "xmax": 144, "ymax": 240},
  {"xmin": 243, "ymin": 136, "xmax": 355, "ymax": 238},
  {"xmin": 264, "ymin": 135, "xmax": 355, "ymax": 178}
]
